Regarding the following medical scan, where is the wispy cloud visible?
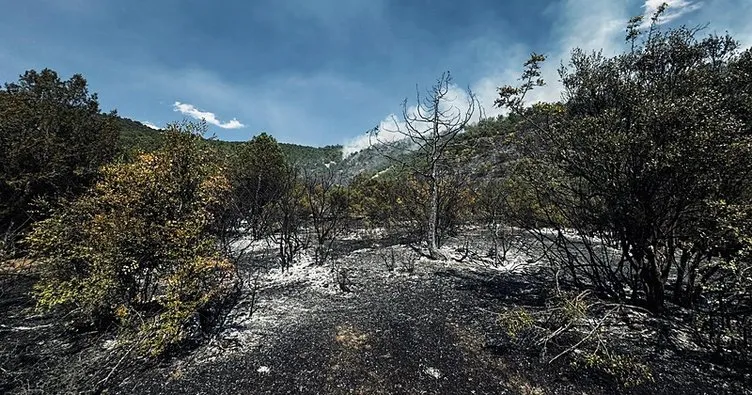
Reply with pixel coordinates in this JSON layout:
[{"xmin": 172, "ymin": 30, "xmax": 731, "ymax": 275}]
[
  {"xmin": 172, "ymin": 101, "xmax": 245, "ymax": 129},
  {"xmin": 642, "ymin": 0, "xmax": 702, "ymax": 27},
  {"xmin": 344, "ymin": 0, "xmax": 632, "ymax": 157}
]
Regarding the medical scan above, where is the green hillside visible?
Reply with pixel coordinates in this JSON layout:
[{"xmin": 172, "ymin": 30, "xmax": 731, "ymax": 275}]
[
  {"xmin": 113, "ymin": 115, "xmax": 164, "ymax": 155},
  {"xmin": 114, "ymin": 116, "xmax": 344, "ymax": 168}
]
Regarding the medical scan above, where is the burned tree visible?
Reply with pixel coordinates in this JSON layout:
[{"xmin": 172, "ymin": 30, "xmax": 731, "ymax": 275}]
[
  {"xmin": 302, "ymin": 168, "xmax": 350, "ymax": 265},
  {"xmin": 271, "ymin": 166, "xmax": 307, "ymax": 271},
  {"xmin": 371, "ymin": 72, "xmax": 477, "ymax": 259}
]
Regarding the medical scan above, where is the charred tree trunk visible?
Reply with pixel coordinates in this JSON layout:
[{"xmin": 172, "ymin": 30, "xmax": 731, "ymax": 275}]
[
  {"xmin": 428, "ymin": 171, "xmax": 440, "ymax": 259},
  {"xmin": 643, "ymin": 248, "xmax": 665, "ymax": 313}
]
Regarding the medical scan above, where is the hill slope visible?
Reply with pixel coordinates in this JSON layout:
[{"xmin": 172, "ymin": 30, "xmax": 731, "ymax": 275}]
[
  {"xmin": 113, "ymin": 116, "xmax": 345, "ymax": 171},
  {"xmin": 112, "ymin": 114, "xmax": 513, "ymax": 182}
]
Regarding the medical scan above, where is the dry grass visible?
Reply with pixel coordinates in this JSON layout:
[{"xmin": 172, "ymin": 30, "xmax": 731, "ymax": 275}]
[
  {"xmin": 0, "ymin": 258, "xmax": 36, "ymax": 274},
  {"xmin": 334, "ymin": 324, "xmax": 371, "ymax": 350}
]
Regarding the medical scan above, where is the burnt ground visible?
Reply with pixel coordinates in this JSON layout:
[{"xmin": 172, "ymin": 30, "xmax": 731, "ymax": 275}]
[{"xmin": 2, "ymin": 230, "xmax": 751, "ymax": 394}]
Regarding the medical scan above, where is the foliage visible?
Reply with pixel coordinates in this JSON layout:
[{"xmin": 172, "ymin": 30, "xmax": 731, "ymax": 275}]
[
  {"xmin": 498, "ymin": 15, "xmax": 752, "ymax": 314},
  {"xmin": 27, "ymin": 122, "xmax": 237, "ymax": 356},
  {"xmin": 118, "ymin": 122, "xmax": 342, "ymax": 176},
  {"xmin": 114, "ymin": 115, "xmax": 164, "ymax": 157},
  {"xmin": 497, "ymin": 307, "xmax": 534, "ymax": 339},
  {"xmin": 579, "ymin": 353, "xmax": 653, "ymax": 388},
  {"xmin": 279, "ymin": 142, "xmax": 342, "ymax": 169},
  {"xmin": 498, "ymin": 292, "xmax": 655, "ymax": 389},
  {"xmin": 211, "ymin": 139, "xmax": 342, "ymax": 173},
  {"xmin": 224, "ymin": 133, "xmax": 290, "ymax": 244},
  {"xmin": 351, "ymin": 170, "xmax": 474, "ymax": 246},
  {"xmin": 0, "ymin": 69, "xmax": 118, "ymax": 247},
  {"xmin": 350, "ymin": 172, "xmax": 412, "ymax": 232},
  {"xmin": 691, "ymin": 200, "xmax": 752, "ymax": 354}
]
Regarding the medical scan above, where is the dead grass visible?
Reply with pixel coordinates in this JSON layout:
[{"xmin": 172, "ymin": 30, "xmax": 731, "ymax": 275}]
[
  {"xmin": 0, "ymin": 258, "xmax": 35, "ymax": 274},
  {"xmin": 335, "ymin": 324, "xmax": 371, "ymax": 350}
]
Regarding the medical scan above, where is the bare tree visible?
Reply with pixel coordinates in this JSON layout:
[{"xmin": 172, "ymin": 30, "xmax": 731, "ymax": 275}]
[{"xmin": 371, "ymin": 72, "xmax": 477, "ymax": 259}]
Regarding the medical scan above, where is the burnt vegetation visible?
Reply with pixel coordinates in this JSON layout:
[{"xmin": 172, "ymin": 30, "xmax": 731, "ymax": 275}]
[{"xmin": 1, "ymin": 9, "xmax": 751, "ymax": 394}]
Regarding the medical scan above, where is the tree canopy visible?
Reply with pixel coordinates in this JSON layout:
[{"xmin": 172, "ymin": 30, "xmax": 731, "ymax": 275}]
[
  {"xmin": 0, "ymin": 69, "xmax": 117, "ymax": 240},
  {"xmin": 497, "ymin": 16, "xmax": 752, "ymax": 316}
]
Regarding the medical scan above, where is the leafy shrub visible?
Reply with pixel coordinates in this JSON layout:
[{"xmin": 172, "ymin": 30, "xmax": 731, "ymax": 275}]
[
  {"xmin": 498, "ymin": 13, "xmax": 752, "ymax": 314},
  {"xmin": 27, "ymin": 122, "xmax": 237, "ymax": 356},
  {"xmin": 498, "ymin": 293, "xmax": 655, "ymax": 389},
  {"xmin": 691, "ymin": 201, "xmax": 752, "ymax": 355},
  {"xmin": 497, "ymin": 307, "xmax": 534, "ymax": 339},
  {"xmin": 580, "ymin": 353, "xmax": 654, "ymax": 388}
]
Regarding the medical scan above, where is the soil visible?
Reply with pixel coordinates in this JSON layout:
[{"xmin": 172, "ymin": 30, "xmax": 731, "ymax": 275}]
[{"xmin": 1, "ymin": 230, "xmax": 750, "ymax": 394}]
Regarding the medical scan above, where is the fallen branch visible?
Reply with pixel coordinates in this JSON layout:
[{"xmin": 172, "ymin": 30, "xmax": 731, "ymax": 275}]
[
  {"xmin": 0, "ymin": 323, "xmax": 54, "ymax": 332},
  {"xmin": 95, "ymin": 342, "xmax": 136, "ymax": 390},
  {"xmin": 548, "ymin": 305, "xmax": 619, "ymax": 364}
]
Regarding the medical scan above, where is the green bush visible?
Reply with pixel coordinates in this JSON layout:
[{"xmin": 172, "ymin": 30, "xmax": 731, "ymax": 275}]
[
  {"xmin": 226, "ymin": 133, "xmax": 290, "ymax": 240},
  {"xmin": 27, "ymin": 122, "xmax": 237, "ymax": 356}
]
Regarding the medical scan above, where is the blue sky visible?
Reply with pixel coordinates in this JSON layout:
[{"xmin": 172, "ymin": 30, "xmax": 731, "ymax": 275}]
[{"xmin": 1, "ymin": 0, "xmax": 750, "ymax": 150}]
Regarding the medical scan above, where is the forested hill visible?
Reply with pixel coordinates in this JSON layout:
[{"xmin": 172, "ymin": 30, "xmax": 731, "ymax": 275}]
[
  {"xmin": 114, "ymin": 114, "xmax": 456, "ymax": 180},
  {"xmin": 113, "ymin": 115, "xmax": 343, "ymax": 168},
  {"xmin": 114, "ymin": 116, "xmax": 164, "ymax": 154},
  {"xmin": 113, "ymin": 111, "xmax": 536, "ymax": 185}
]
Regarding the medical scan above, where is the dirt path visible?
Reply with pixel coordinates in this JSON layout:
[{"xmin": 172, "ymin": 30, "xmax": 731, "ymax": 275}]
[{"xmin": 124, "ymin": 242, "xmax": 552, "ymax": 395}]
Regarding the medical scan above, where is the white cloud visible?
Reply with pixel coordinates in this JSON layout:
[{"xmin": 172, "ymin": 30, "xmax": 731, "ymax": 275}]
[
  {"xmin": 342, "ymin": 126, "xmax": 386, "ymax": 158},
  {"xmin": 347, "ymin": 0, "xmax": 630, "ymax": 156},
  {"xmin": 557, "ymin": 0, "xmax": 627, "ymax": 58},
  {"xmin": 141, "ymin": 121, "xmax": 160, "ymax": 130},
  {"xmin": 173, "ymin": 101, "xmax": 245, "ymax": 130},
  {"xmin": 342, "ymin": 111, "xmax": 419, "ymax": 157},
  {"xmin": 642, "ymin": 0, "xmax": 702, "ymax": 27}
]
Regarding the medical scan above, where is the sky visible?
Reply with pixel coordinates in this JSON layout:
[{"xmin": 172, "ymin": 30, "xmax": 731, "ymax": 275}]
[{"xmin": 1, "ymin": 0, "xmax": 750, "ymax": 152}]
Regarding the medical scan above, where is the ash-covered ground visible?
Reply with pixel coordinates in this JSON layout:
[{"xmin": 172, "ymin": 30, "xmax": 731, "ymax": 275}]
[{"xmin": 2, "ymin": 228, "xmax": 750, "ymax": 394}]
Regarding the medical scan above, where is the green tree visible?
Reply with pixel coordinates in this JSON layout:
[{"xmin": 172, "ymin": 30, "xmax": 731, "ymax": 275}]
[
  {"xmin": 0, "ymin": 69, "xmax": 117, "ymax": 250},
  {"xmin": 350, "ymin": 173, "xmax": 412, "ymax": 235},
  {"xmin": 114, "ymin": 115, "xmax": 164, "ymax": 156},
  {"xmin": 27, "ymin": 122, "xmax": 237, "ymax": 356},
  {"xmin": 225, "ymin": 133, "xmax": 289, "ymax": 243}
]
